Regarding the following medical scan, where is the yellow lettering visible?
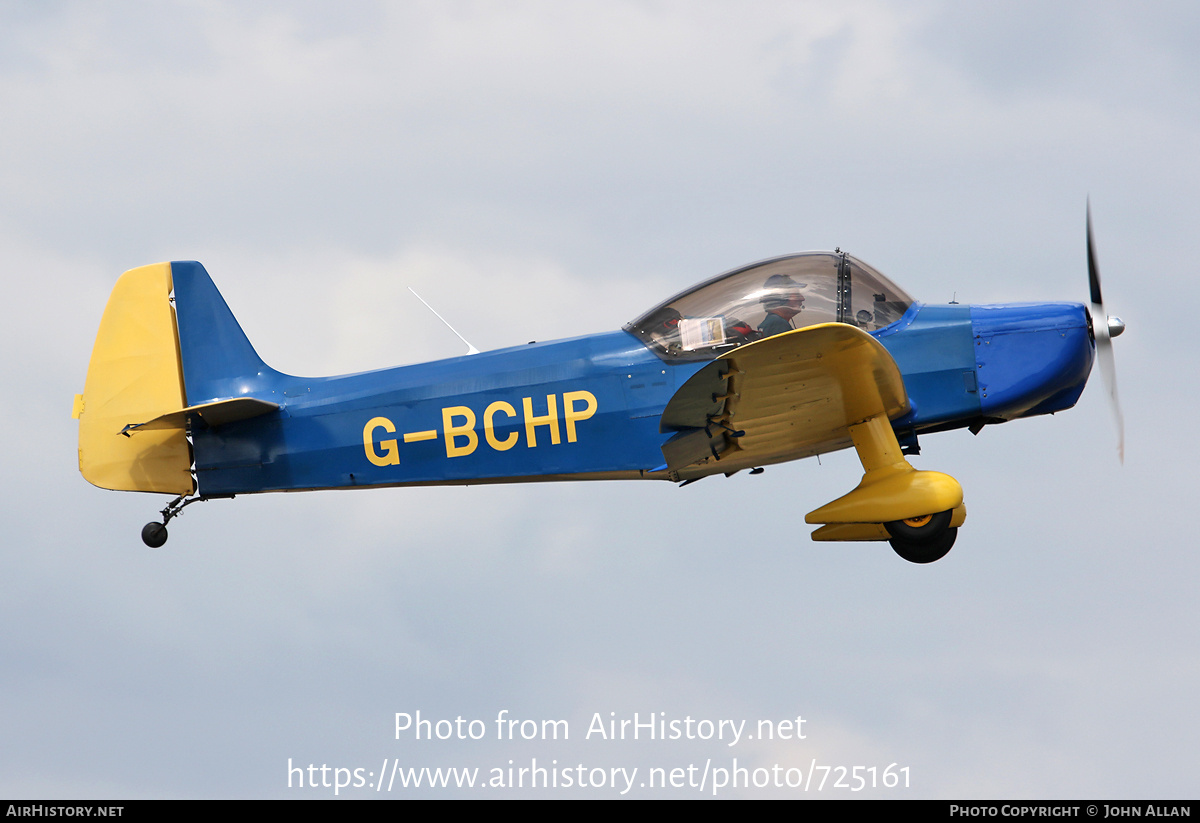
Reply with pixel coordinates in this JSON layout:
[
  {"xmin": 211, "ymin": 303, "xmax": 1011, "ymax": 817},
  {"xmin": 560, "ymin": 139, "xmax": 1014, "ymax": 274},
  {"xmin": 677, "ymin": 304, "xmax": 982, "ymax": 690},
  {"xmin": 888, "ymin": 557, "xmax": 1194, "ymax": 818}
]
[
  {"xmin": 562, "ymin": 390, "xmax": 597, "ymax": 443},
  {"xmin": 370, "ymin": 391, "xmax": 595, "ymax": 463},
  {"xmin": 363, "ymin": 417, "xmax": 399, "ymax": 466},
  {"xmin": 442, "ymin": 406, "xmax": 478, "ymax": 458},
  {"xmin": 522, "ymin": 394, "xmax": 560, "ymax": 448},
  {"xmin": 484, "ymin": 401, "xmax": 519, "ymax": 451}
]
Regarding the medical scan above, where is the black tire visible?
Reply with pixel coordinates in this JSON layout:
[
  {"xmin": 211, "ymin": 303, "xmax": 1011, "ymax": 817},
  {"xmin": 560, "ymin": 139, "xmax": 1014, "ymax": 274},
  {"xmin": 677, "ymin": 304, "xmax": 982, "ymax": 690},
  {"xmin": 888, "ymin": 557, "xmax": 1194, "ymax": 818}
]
[
  {"xmin": 884, "ymin": 509, "xmax": 953, "ymax": 542},
  {"xmin": 890, "ymin": 528, "xmax": 957, "ymax": 564},
  {"xmin": 141, "ymin": 522, "xmax": 168, "ymax": 548}
]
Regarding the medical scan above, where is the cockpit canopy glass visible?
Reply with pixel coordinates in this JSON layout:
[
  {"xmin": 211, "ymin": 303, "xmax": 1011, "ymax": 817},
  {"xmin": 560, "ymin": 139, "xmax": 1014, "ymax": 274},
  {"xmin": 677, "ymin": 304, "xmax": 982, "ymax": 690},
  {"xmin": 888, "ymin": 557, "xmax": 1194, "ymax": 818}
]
[{"xmin": 626, "ymin": 252, "xmax": 914, "ymax": 361}]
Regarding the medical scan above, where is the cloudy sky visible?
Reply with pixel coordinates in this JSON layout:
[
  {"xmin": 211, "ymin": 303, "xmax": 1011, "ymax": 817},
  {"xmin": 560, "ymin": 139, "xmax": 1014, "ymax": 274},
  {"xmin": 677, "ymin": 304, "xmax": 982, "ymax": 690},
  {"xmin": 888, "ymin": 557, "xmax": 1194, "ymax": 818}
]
[{"xmin": 3, "ymin": 0, "xmax": 1196, "ymax": 798}]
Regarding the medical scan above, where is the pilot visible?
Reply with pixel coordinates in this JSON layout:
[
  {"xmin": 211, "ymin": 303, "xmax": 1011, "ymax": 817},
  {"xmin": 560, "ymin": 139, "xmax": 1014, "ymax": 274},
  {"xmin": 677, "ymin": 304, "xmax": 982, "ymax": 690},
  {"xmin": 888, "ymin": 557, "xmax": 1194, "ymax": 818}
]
[{"xmin": 757, "ymin": 274, "xmax": 805, "ymax": 338}]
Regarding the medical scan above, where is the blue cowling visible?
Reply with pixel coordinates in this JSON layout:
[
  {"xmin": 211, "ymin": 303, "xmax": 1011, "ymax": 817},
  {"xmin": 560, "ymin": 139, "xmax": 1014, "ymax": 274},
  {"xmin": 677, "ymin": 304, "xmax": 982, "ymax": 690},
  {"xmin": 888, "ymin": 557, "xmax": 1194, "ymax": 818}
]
[{"xmin": 969, "ymin": 303, "xmax": 1094, "ymax": 420}]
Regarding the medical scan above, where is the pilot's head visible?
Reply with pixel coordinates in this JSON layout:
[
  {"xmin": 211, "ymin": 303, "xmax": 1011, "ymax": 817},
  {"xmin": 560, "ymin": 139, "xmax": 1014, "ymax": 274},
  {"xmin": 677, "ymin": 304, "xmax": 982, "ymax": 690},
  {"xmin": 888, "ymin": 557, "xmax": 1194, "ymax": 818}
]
[{"xmin": 761, "ymin": 274, "xmax": 805, "ymax": 317}]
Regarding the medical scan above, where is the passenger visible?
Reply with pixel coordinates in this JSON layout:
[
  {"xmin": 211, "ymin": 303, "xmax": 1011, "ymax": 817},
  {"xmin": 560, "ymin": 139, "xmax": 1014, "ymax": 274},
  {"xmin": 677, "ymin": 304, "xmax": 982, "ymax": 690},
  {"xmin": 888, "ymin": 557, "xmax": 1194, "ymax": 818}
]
[{"xmin": 757, "ymin": 274, "xmax": 805, "ymax": 338}]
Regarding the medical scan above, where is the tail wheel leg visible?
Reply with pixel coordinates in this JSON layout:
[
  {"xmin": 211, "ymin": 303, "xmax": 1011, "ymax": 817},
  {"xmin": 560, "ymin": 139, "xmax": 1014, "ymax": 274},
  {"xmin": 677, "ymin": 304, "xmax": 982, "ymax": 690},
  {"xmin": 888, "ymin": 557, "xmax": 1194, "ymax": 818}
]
[{"xmin": 141, "ymin": 494, "xmax": 207, "ymax": 548}]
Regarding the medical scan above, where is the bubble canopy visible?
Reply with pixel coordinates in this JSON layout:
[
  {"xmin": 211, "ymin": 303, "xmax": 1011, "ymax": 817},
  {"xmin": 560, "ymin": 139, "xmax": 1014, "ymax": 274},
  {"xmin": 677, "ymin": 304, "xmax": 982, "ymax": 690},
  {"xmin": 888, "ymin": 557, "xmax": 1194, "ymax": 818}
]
[{"xmin": 625, "ymin": 252, "xmax": 914, "ymax": 361}]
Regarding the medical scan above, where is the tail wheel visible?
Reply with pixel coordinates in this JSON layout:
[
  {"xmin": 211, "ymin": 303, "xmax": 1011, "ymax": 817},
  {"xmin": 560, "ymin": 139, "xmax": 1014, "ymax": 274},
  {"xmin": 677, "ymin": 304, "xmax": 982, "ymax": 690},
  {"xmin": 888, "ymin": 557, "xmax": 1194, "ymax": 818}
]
[
  {"xmin": 885, "ymin": 509, "xmax": 956, "ymax": 564},
  {"xmin": 141, "ymin": 522, "xmax": 168, "ymax": 548}
]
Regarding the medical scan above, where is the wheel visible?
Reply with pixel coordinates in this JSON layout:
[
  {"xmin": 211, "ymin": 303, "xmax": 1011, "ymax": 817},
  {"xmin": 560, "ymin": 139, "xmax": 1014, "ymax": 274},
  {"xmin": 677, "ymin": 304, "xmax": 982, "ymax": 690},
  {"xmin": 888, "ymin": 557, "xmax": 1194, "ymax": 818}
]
[
  {"xmin": 884, "ymin": 509, "xmax": 953, "ymax": 542},
  {"xmin": 890, "ymin": 528, "xmax": 957, "ymax": 564},
  {"xmin": 141, "ymin": 522, "xmax": 168, "ymax": 548}
]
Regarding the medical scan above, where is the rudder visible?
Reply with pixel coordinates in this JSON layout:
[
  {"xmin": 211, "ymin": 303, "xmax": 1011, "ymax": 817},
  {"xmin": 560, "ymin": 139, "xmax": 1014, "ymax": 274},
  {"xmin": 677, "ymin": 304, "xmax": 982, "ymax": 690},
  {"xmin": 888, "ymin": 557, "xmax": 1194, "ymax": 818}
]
[{"xmin": 74, "ymin": 263, "xmax": 194, "ymax": 494}]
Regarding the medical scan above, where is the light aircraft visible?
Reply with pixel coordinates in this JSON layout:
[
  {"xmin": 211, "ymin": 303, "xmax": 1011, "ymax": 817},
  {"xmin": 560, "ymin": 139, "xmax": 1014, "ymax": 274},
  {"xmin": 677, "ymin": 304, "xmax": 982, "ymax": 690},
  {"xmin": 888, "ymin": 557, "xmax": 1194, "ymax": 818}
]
[{"xmin": 73, "ymin": 211, "xmax": 1124, "ymax": 563}]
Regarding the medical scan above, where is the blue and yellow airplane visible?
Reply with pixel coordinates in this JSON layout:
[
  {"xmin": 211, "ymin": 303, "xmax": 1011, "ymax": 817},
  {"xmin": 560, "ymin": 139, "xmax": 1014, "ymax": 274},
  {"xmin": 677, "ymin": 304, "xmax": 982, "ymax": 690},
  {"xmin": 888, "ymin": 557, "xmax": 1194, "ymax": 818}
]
[{"xmin": 73, "ymin": 216, "xmax": 1123, "ymax": 562}]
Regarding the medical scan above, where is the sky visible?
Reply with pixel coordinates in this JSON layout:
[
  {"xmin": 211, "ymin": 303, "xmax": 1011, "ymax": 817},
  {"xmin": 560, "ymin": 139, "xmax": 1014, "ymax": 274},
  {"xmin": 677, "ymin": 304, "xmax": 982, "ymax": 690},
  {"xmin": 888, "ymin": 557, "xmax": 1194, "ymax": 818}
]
[{"xmin": 2, "ymin": 0, "xmax": 1197, "ymax": 799}]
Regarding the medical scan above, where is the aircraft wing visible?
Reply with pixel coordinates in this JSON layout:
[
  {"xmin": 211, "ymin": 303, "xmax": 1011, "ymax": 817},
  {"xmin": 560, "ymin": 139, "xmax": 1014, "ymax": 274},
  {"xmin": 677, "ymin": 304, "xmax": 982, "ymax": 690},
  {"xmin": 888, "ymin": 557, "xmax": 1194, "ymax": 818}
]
[{"xmin": 660, "ymin": 323, "xmax": 909, "ymax": 478}]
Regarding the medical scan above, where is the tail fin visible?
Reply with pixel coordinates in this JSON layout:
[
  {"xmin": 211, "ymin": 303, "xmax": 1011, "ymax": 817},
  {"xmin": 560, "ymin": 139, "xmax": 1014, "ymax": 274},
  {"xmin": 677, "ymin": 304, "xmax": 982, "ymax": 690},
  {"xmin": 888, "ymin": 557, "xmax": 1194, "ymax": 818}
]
[
  {"xmin": 75, "ymin": 261, "xmax": 279, "ymax": 494},
  {"xmin": 171, "ymin": 261, "xmax": 280, "ymax": 404}
]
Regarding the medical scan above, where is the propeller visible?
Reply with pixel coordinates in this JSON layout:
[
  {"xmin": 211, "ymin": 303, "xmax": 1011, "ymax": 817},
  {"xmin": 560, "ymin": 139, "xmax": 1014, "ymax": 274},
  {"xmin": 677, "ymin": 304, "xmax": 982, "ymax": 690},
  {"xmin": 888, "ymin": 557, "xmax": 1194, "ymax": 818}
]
[{"xmin": 1086, "ymin": 200, "xmax": 1125, "ymax": 463}]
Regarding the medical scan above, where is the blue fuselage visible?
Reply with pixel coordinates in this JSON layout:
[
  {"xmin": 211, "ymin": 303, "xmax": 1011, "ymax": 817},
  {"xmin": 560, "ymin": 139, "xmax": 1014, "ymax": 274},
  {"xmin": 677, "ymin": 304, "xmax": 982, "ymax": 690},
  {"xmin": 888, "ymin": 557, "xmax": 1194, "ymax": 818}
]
[{"xmin": 188, "ymin": 303, "xmax": 1094, "ymax": 496}]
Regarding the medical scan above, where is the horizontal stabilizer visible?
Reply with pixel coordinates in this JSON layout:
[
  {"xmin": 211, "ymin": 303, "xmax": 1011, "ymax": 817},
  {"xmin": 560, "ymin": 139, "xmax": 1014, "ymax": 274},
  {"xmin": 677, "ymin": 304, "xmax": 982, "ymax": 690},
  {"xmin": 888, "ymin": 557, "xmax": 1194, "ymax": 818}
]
[{"xmin": 122, "ymin": 397, "xmax": 280, "ymax": 434}]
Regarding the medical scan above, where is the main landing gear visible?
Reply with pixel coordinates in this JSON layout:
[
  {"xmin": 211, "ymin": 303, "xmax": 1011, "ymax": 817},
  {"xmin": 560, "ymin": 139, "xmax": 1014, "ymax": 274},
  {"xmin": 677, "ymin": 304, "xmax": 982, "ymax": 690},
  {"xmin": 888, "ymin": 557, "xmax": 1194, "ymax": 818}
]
[
  {"xmin": 141, "ymin": 494, "xmax": 207, "ymax": 548},
  {"xmin": 805, "ymin": 411, "xmax": 965, "ymax": 564},
  {"xmin": 885, "ymin": 510, "xmax": 957, "ymax": 564}
]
